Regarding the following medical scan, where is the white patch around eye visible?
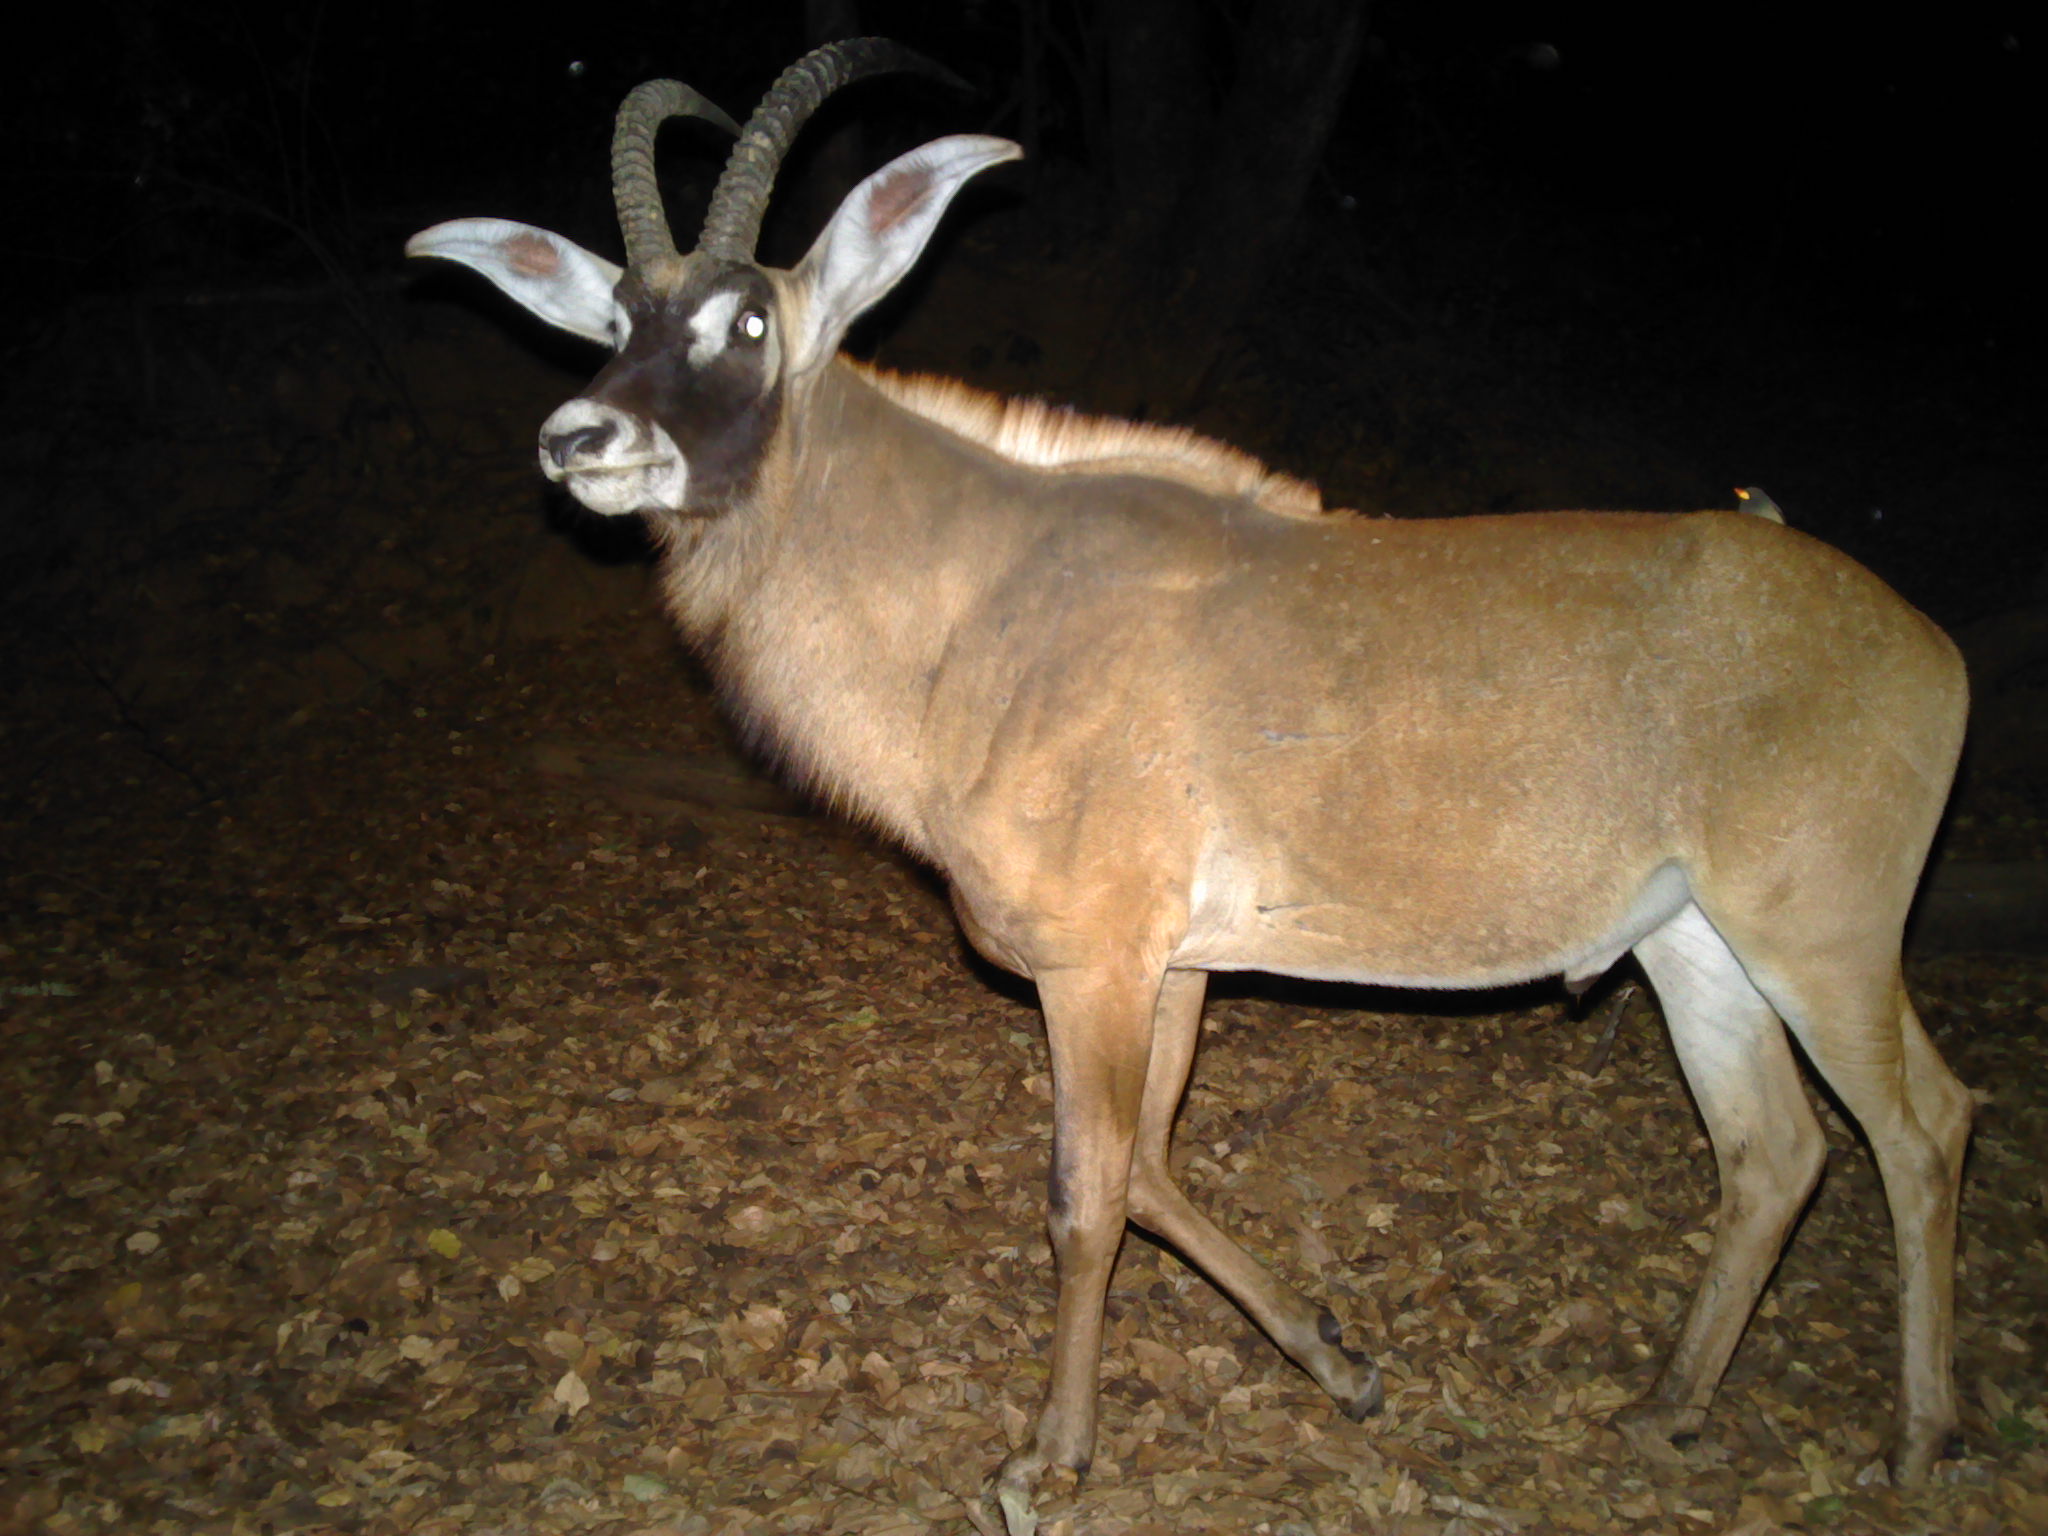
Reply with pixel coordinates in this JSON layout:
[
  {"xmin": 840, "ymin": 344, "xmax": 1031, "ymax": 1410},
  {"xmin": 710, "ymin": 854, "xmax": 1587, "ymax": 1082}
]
[{"xmin": 687, "ymin": 291, "xmax": 742, "ymax": 368}]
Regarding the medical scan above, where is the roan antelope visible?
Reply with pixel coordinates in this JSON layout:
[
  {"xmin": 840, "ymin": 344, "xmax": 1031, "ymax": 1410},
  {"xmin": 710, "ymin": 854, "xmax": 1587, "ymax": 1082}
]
[{"xmin": 408, "ymin": 40, "xmax": 1972, "ymax": 1531}]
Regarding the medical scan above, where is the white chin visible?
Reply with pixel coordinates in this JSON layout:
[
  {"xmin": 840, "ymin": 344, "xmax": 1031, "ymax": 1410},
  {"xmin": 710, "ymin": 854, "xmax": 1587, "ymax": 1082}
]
[{"xmin": 554, "ymin": 461, "xmax": 690, "ymax": 517}]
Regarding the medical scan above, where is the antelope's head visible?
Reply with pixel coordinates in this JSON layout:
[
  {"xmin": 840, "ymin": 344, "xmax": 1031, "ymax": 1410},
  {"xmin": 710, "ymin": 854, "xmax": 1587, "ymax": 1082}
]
[{"xmin": 407, "ymin": 41, "xmax": 1018, "ymax": 520}]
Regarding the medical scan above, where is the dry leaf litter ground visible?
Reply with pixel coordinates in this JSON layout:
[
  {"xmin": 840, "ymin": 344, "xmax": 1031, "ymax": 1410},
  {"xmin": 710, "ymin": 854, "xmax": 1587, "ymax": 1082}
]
[
  {"xmin": 4, "ymin": 282, "xmax": 2045, "ymax": 1536},
  {"xmin": 5, "ymin": 613, "xmax": 2045, "ymax": 1536}
]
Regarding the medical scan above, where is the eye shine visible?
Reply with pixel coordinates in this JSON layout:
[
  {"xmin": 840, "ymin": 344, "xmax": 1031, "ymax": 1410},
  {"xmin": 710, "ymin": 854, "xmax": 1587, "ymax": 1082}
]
[{"xmin": 408, "ymin": 39, "xmax": 1972, "ymax": 1533}]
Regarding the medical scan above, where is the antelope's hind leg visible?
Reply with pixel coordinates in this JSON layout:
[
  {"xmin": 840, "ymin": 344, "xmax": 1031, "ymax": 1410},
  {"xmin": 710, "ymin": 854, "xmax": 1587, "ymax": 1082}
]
[
  {"xmin": 1625, "ymin": 902, "xmax": 1972, "ymax": 1483},
  {"xmin": 1762, "ymin": 962, "xmax": 1972, "ymax": 1482},
  {"xmin": 1617, "ymin": 903, "xmax": 1829, "ymax": 1453}
]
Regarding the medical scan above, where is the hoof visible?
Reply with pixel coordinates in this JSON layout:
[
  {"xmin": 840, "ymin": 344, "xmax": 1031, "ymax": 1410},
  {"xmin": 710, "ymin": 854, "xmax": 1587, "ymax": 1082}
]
[
  {"xmin": 992, "ymin": 1434, "xmax": 1093, "ymax": 1536},
  {"xmin": 1317, "ymin": 1309, "xmax": 1383, "ymax": 1418},
  {"xmin": 1887, "ymin": 1424, "xmax": 1965, "ymax": 1486},
  {"xmin": 992, "ymin": 1452, "xmax": 1044, "ymax": 1536},
  {"xmin": 1612, "ymin": 1401, "xmax": 1705, "ymax": 1464},
  {"xmin": 994, "ymin": 1481, "xmax": 1038, "ymax": 1536},
  {"xmin": 1344, "ymin": 1370, "xmax": 1385, "ymax": 1421}
]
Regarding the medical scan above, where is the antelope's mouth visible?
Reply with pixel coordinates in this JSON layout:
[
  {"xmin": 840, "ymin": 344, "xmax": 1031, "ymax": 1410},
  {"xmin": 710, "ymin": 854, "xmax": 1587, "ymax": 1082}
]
[
  {"xmin": 539, "ymin": 448, "xmax": 689, "ymax": 518},
  {"xmin": 561, "ymin": 456, "xmax": 674, "ymax": 475}
]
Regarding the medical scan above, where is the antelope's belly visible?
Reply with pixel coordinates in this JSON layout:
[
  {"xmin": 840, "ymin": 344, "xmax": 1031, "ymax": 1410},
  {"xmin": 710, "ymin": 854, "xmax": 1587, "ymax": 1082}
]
[{"xmin": 1171, "ymin": 854, "xmax": 1691, "ymax": 991}]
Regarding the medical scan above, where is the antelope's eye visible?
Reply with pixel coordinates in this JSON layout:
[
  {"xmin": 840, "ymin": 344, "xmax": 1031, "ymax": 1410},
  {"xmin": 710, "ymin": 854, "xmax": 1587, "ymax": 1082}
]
[{"xmin": 735, "ymin": 308, "xmax": 767, "ymax": 343}]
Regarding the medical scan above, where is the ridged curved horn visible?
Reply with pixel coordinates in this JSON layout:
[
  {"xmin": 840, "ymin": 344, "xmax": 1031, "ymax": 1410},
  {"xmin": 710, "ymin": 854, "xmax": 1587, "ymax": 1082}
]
[
  {"xmin": 697, "ymin": 38, "xmax": 963, "ymax": 264},
  {"xmin": 612, "ymin": 81, "xmax": 742, "ymax": 269}
]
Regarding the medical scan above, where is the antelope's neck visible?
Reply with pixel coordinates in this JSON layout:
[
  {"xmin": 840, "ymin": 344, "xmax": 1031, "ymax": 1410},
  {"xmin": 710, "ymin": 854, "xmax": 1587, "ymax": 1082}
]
[{"xmin": 665, "ymin": 362, "xmax": 1024, "ymax": 854}]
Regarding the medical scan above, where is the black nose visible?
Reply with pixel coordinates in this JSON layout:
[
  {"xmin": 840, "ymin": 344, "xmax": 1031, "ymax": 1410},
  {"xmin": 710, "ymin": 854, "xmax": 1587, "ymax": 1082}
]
[{"xmin": 544, "ymin": 421, "xmax": 615, "ymax": 468}]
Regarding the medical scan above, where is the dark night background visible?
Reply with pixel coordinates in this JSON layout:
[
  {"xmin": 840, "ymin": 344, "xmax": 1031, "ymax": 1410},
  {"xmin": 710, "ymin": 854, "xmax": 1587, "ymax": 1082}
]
[
  {"xmin": 4, "ymin": 2, "xmax": 2043, "ymax": 619},
  {"xmin": 2, "ymin": 5, "xmax": 2046, "ymax": 1531},
  {"xmin": 7, "ymin": 0, "xmax": 2043, "ymax": 801}
]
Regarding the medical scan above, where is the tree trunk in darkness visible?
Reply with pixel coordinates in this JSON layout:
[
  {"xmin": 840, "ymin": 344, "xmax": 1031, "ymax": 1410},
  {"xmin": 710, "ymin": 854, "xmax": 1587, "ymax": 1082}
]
[
  {"xmin": 1099, "ymin": 0, "xmax": 1208, "ymax": 250},
  {"xmin": 1087, "ymin": 0, "xmax": 1365, "ymax": 422}
]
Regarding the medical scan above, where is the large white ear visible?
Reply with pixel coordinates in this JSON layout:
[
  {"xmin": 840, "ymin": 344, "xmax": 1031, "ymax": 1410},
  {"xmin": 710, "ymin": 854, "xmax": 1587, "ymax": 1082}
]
[
  {"xmin": 405, "ymin": 219, "xmax": 624, "ymax": 346},
  {"xmin": 788, "ymin": 135, "xmax": 1022, "ymax": 376}
]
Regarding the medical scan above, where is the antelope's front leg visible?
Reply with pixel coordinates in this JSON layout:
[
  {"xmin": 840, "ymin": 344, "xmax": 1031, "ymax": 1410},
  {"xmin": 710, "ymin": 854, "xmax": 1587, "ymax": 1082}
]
[{"xmin": 995, "ymin": 964, "xmax": 1157, "ymax": 1531}]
